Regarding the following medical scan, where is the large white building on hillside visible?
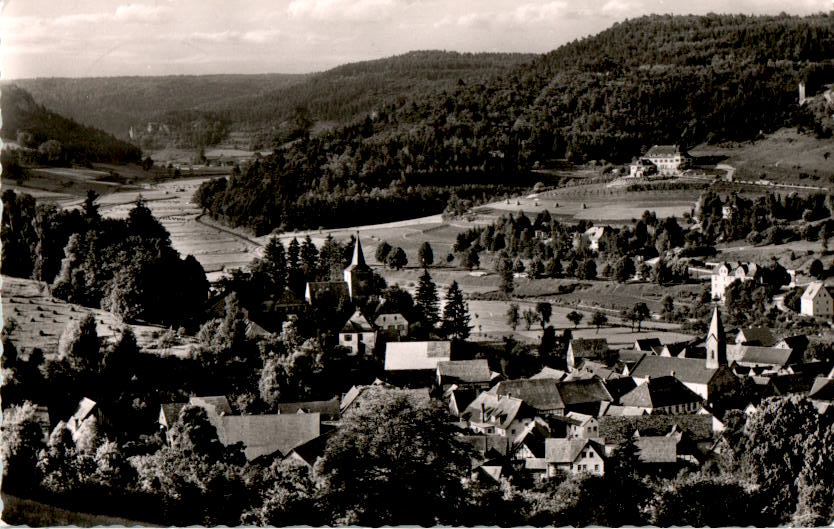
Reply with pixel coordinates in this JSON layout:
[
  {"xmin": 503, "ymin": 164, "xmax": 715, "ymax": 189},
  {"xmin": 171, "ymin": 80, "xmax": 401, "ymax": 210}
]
[{"xmin": 801, "ymin": 282, "xmax": 833, "ymax": 319}]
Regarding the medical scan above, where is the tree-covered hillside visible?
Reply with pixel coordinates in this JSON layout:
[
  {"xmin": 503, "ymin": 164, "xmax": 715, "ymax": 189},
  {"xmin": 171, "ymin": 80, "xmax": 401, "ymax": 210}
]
[
  {"xmin": 11, "ymin": 51, "xmax": 534, "ymax": 149},
  {"xmin": 195, "ymin": 13, "xmax": 834, "ymax": 234},
  {"xmin": 9, "ymin": 74, "xmax": 308, "ymax": 141},
  {"xmin": 0, "ymin": 85, "xmax": 142, "ymax": 166}
]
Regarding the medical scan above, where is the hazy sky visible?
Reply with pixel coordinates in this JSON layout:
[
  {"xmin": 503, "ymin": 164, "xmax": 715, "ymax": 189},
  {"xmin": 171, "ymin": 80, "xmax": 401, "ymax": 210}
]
[{"xmin": 1, "ymin": 0, "xmax": 829, "ymax": 78}]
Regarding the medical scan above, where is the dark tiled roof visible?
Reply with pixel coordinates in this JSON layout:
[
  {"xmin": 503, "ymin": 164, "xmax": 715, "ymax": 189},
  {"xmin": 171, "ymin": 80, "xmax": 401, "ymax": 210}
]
[
  {"xmin": 285, "ymin": 430, "xmax": 334, "ymax": 467},
  {"xmin": 438, "ymin": 360, "xmax": 492, "ymax": 385},
  {"xmin": 728, "ymin": 345, "xmax": 793, "ymax": 367},
  {"xmin": 448, "ymin": 387, "xmax": 479, "ymax": 416},
  {"xmin": 769, "ymin": 374, "xmax": 815, "ymax": 396},
  {"xmin": 277, "ymin": 397, "xmax": 340, "ymax": 421},
  {"xmin": 629, "ymin": 355, "xmax": 716, "ymax": 385},
  {"xmin": 570, "ymin": 338, "xmax": 609, "ymax": 358},
  {"xmin": 306, "ymin": 281, "xmax": 349, "ymax": 300},
  {"xmin": 489, "ymin": 379, "xmax": 565, "ymax": 411},
  {"xmin": 736, "ymin": 327, "xmax": 775, "ymax": 347},
  {"xmin": 190, "ymin": 396, "xmax": 233, "ymax": 416},
  {"xmin": 463, "ymin": 434, "xmax": 511, "ymax": 457},
  {"xmin": 159, "ymin": 402, "xmax": 187, "ymax": 426},
  {"xmin": 558, "ymin": 378, "xmax": 613, "ymax": 406},
  {"xmin": 340, "ymin": 310, "xmax": 375, "ymax": 333},
  {"xmin": 598, "ymin": 415, "xmax": 713, "ymax": 445},
  {"xmin": 635, "ymin": 338, "xmax": 662, "ymax": 351},
  {"xmin": 646, "ymin": 145, "xmax": 685, "ymax": 157},
  {"xmin": 604, "ymin": 377, "xmax": 638, "ymax": 403},
  {"xmin": 620, "ymin": 376, "xmax": 703, "ymax": 408},
  {"xmin": 530, "ymin": 367, "xmax": 567, "ymax": 380},
  {"xmin": 462, "ymin": 392, "xmax": 534, "ymax": 430}
]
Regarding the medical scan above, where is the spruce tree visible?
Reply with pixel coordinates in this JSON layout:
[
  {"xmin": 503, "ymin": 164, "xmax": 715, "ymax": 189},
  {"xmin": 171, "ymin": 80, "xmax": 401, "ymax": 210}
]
[
  {"xmin": 442, "ymin": 281, "xmax": 471, "ymax": 340},
  {"xmin": 287, "ymin": 237, "xmax": 303, "ymax": 295},
  {"xmin": 415, "ymin": 269, "xmax": 440, "ymax": 327}
]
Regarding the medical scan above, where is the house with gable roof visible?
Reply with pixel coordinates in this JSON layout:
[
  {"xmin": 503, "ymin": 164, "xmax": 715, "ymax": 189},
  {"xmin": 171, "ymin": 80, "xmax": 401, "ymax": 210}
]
[
  {"xmin": 557, "ymin": 377, "xmax": 614, "ymax": 417},
  {"xmin": 643, "ymin": 144, "xmax": 690, "ymax": 175},
  {"xmin": 711, "ymin": 262, "xmax": 761, "ymax": 302},
  {"xmin": 801, "ymin": 282, "xmax": 833, "ymax": 319},
  {"xmin": 374, "ymin": 312, "xmax": 409, "ymax": 338},
  {"xmin": 735, "ymin": 327, "xmax": 776, "ymax": 346},
  {"xmin": 618, "ymin": 375, "xmax": 703, "ymax": 415},
  {"xmin": 215, "ymin": 413, "xmax": 321, "ymax": 461},
  {"xmin": 567, "ymin": 338, "xmax": 609, "ymax": 372},
  {"xmin": 436, "ymin": 359, "xmax": 494, "ymax": 391},
  {"xmin": 544, "ymin": 438, "xmax": 605, "ymax": 477},
  {"xmin": 488, "ymin": 378, "xmax": 566, "ymax": 416},
  {"xmin": 338, "ymin": 309, "xmax": 376, "ymax": 355},
  {"xmin": 461, "ymin": 392, "xmax": 538, "ymax": 438}
]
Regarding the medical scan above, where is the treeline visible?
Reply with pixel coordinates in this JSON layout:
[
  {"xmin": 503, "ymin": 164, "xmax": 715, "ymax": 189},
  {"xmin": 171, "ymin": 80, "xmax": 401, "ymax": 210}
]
[
  {"xmin": 1, "ymin": 190, "xmax": 208, "ymax": 326},
  {"xmin": 698, "ymin": 189, "xmax": 833, "ymax": 244},
  {"xmin": 0, "ymin": 85, "xmax": 142, "ymax": 166},
  {"xmin": 197, "ymin": 14, "xmax": 834, "ymax": 233}
]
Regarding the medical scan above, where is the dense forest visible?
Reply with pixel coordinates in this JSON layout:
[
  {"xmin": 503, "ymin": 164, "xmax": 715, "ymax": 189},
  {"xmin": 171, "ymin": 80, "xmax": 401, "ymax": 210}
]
[
  {"xmin": 195, "ymin": 14, "xmax": 834, "ymax": 234},
  {"xmin": 11, "ymin": 52, "xmax": 533, "ymax": 149},
  {"xmin": 1, "ymin": 190, "xmax": 208, "ymax": 327},
  {"xmin": 0, "ymin": 85, "xmax": 142, "ymax": 166},
  {"xmin": 8, "ymin": 74, "xmax": 308, "ymax": 142}
]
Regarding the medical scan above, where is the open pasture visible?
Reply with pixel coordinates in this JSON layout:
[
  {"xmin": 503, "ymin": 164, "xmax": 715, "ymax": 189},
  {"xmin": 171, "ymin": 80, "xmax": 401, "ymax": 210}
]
[{"xmin": 1, "ymin": 275, "xmax": 196, "ymax": 357}]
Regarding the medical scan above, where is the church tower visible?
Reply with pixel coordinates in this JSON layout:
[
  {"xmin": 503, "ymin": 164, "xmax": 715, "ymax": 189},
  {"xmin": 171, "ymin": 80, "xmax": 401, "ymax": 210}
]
[
  {"xmin": 344, "ymin": 233, "xmax": 372, "ymax": 300},
  {"xmin": 705, "ymin": 306, "xmax": 726, "ymax": 369}
]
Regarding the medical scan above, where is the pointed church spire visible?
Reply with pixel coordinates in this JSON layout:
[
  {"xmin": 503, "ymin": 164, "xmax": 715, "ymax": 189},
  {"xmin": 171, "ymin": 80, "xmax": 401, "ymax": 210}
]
[
  {"xmin": 706, "ymin": 306, "xmax": 726, "ymax": 369},
  {"xmin": 349, "ymin": 232, "xmax": 366, "ymax": 269}
]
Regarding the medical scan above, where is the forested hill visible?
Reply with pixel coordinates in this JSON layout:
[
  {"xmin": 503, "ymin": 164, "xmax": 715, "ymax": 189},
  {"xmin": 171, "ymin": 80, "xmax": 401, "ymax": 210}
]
[
  {"xmin": 0, "ymin": 85, "xmax": 142, "ymax": 165},
  {"xmin": 195, "ymin": 13, "xmax": 834, "ymax": 235},
  {"xmin": 9, "ymin": 74, "xmax": 308, "ymax": 141},
  {"xmin": 212, "ymin": 51, "xmax": 537, "ymax": 130},
  {"xmin": 9, "ymin": 51, "xmax": 534, "ymax": 148}
]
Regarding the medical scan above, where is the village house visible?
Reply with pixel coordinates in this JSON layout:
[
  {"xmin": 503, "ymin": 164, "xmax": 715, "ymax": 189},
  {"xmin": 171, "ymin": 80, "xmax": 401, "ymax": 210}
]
[
  {"xmin": 338, "ymin": 309, "xmax": 376, "ymax": 355},
  {"xmin": 566, "ymin": 338, "xmax": 609, "ymax": 372},
  {"xmin": 544, "ymin": 438, "xmax": 605, "ymax": 477},
  {"xmin": 462, "ymin": 392, "xmax": 538, "ymax": 438},
  {"xmin": 340, "ymin": 382, "xmax": 431, "ymax": 416},
  {"xmin": 277, "ymin": 397, "xmax": 341, "ymax": 422},
  {"xmin": 710, "ymin": 262, "xmax": 760, "ymax": 302},
  {"xmin": 158, "ymin": 395, "xmax": 233, "ymax": 444},
  {"xmin": 383, "ymin": 341, "xmax": 452, "ymax": 386},
  {"xmin": 445, "ymin": 386, "xmax": 479, "ymax": 417},
  {"xmin": 598, "ymin": 414, "xmax": 715, "ymax": 456},
  {"xmin": 557, "ymin": 377, "xmax": 615, "ymax": 417},
  {"xmin": 562, "ymin": 411, "xmax": 599, "ymax": 438},
  {"xmin": 618, "ymin": 375, "xmax": 704, "ymax": 415},
  {"xmin": 628, "ymin": 158, "xmax": 658, "ymax": 178},
  {"xmin": 488, "ymin": 378, "xmax": 566, "ymax": 416},
  {"xmin": 809, "ymin": 368, "xmax": 834, "ymax": 413},
  {"xmin": 67, "ymin": 397, "xmax": 105, "ymax": 443},
  {"xmin": 801, "ymin": 282, "xmax": 833, "ymax": 319},
  {"xmin": 436, "ymin": 359, "xmax": 495, "ymax": 391},
  {"xmin": 634, "ymin": 338, "xmax": 662, "ymax": 352},
  {"xmin": 374, "ymin": 312, "xmax": 409, "ymax": 338},
  {"xmin": 643, "ymin": 145, "xmax": 691, "ymax": 175},
  {"xmin": 735, "ymin": 327, "xmax": 775, "ymax": 346},
  {"xmin": 573, "ymin": 226, "xmax": 610, "ymax": 253},
  {"xmin": 215, "ymin": 413, "xmax": 322, "ymax": 461}
]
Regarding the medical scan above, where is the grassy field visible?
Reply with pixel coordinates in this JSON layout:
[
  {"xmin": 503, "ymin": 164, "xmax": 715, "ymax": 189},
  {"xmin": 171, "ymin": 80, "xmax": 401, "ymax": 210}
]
[
  {"xmin": 1, "ymin": 275, "xmax": 195, "ymax": 357},
  {"xmin": 1, "ymin": 493, "xmax": 159, "ymax": 527},
  {"xmin": 691, "ymin": 128, "xmax": 834, "ymax": 186}
]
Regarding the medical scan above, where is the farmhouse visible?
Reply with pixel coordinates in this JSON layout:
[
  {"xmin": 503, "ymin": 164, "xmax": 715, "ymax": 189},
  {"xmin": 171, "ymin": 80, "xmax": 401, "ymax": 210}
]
[
  {"xmin": 338, "ymin": 309, "xmax": 376, "ymax": 355},
  {"xmin": 215, "ymin": 413, "xmax": 321, "ymax": 461},
  {"xmin": 643, "ymin": 145, "xmax": 690, "ymax": 175},
  {"xmin": 374, "ymin": 312, "xmax": 409, "ymax": 338},
  {"xmin": 436, "ymin": 359, "xmax": 494, "ymax": 390},
  {"xmin": 573, "ymin": 227, "xmax": 610, "ymax": 252},
  {"xmin": 544, "ymin": 438, "xmax": 605, "ymax": 477},
  {"xmin": 461, "ymin": 392, "xmax": 537, "ymax": 438},
  {"xmin": 735, "ymin": 327, "xmax": 775, "ymax": 346},
  {"xmin": 618, "ymin": 376, "xmax": 703, "ymax": 415},
  {"xmin": 801, "ymin": 282, "xmax": 833, "ymax": 319},
  {"xmin": 489, "ymin": 378, "xmax": 566, "ymax": 416}
]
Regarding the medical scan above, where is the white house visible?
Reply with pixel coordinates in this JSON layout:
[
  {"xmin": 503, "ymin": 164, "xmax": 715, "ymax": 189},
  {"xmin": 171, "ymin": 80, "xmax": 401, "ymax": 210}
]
[
  {"xmin": 644, "ymin": 145, "xmax": 690, "ymax": 175},
  {"xmin": 711, "ymin": 262, "xmax": 759, "ymax": 302},
  {"xmin": 339, "ymin": 310, "xmax": 377, "ymax": 355},
  {"xmin": 801, "ymin": 282, "xmax": 833, "ymax": 319}
]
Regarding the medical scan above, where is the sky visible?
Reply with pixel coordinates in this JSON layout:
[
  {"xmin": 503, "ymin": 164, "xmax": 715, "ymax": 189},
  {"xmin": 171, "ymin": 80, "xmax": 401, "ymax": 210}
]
[{"xmin": 1, "ymin": 0, "xmax": 830, "ymax": 79}]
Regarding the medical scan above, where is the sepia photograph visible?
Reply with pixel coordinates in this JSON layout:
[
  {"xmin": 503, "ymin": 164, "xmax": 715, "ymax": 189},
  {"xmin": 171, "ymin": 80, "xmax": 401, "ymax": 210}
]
[{"xmin": 1, "ymin": 0, "xmax": 833, "ymax": 526}]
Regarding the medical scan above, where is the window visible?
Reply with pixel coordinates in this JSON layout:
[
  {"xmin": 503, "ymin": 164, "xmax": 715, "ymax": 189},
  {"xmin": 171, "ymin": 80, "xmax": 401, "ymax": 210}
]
[{"xmin": 595, "ymin": 464, "xmax": 600, "ymax": 471}]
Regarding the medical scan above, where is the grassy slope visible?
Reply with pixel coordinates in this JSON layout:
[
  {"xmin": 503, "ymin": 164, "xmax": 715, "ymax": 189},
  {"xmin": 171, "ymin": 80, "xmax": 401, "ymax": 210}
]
[{"xmin": 1, "ymin": 493, "xmax": 159, "ymax": 527}]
